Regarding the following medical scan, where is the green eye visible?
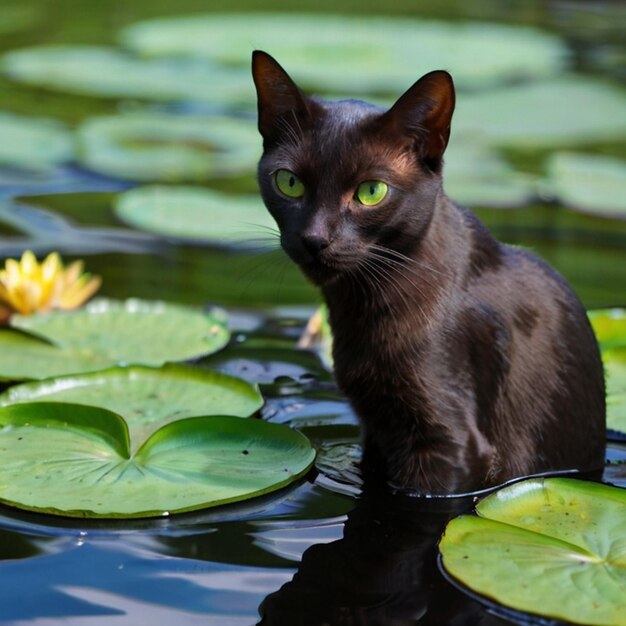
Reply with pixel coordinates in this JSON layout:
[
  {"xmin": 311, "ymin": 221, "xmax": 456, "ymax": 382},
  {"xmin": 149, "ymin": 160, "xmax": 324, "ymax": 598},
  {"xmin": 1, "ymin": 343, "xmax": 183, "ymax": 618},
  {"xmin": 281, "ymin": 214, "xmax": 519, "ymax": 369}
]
[
  {"xmin": 275, "ymin": 169, "xmax": 305, "ymax": 198},
  {"xmin": 356, "ymin": 180, "xmax": 388, "ymax": 206}
]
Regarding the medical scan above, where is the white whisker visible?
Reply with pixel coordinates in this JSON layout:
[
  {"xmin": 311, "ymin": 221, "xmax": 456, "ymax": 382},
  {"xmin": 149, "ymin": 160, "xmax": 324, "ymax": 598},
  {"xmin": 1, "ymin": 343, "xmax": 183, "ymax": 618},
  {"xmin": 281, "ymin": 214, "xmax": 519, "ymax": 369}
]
[{"xmin": 369, "ymin": 243, "xmax": 448, "ymax": 280}]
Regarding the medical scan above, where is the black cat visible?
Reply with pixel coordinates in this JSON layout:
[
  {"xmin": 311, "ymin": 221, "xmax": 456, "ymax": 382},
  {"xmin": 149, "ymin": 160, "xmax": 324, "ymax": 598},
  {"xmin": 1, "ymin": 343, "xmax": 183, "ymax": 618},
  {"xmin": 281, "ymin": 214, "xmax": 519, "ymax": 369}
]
[{"xmin": 252, "ymin": 50, "xmax": 605, "ymax": 494}]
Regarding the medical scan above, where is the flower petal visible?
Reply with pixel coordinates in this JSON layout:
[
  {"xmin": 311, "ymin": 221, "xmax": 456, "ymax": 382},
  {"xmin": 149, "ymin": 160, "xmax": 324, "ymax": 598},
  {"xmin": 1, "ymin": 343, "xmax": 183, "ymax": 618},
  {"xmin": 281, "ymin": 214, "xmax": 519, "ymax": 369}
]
[
  {"xmin": 19, "ymin": 251, "xmax": 40, "ymax": 281},
  {"xmin": 0, "ymin": 252, "xmax": 101, "ymax": 315},
  {"xmin": 63, "ymin": 260, "xmax": 84, "ymax": 286},
  {"xmin": 41, "ymin": 252, "xmax": 62, "ymax": 282},
  {"xmin": 58, "ymin": 274, "xmax": 102, "ymax": 310}
]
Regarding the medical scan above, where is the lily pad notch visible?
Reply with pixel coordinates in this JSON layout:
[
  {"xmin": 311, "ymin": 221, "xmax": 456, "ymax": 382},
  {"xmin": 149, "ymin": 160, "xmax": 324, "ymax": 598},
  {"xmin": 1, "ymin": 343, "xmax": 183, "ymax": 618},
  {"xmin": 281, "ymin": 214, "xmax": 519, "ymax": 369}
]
[
  {"xmin": 0, "ymin": 298, "xmax": 231, "ymax": 381},
  {"xmin": 0, "ymin": 402, "xmax": 316, "ymax": 518},
  {"xmin": 439, "ymin": 477, "xmax": 626, "ymax": 626},
  {"xmin": 0, "ymin": 363, "xmax": 265, "ymax": 452}
]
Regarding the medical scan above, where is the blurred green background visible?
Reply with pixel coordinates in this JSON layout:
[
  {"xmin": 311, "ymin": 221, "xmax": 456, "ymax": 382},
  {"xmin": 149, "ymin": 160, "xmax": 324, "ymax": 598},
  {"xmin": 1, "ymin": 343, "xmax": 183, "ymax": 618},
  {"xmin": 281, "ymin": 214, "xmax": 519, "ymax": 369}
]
[{"xmin": 0, "ymin": 0, "xmax": 625, "ymax": 308}]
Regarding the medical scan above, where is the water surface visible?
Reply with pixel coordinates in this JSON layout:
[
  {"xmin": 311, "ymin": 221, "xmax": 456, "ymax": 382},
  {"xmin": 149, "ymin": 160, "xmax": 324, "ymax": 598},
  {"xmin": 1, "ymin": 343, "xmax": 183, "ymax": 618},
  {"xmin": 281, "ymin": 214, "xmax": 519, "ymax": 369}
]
[{"xmin": 0, "ymin": 1, "xmax": 625, "ymax": 624}]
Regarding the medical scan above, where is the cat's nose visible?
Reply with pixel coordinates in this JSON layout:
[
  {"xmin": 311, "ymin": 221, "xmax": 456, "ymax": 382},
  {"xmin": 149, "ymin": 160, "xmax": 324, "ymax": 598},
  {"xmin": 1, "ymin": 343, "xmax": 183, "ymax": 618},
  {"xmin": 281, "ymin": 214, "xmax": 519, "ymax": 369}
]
[{"xmin": 301, "ymin": 233, "xmax": 331, "ymax": 256}]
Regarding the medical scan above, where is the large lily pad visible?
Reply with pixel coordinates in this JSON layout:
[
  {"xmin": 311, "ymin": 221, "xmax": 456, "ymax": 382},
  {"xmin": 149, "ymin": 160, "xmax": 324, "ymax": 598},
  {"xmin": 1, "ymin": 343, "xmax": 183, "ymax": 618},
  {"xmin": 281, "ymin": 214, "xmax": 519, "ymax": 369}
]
[
  {"xmin": 0, "ymin": 364, "xmax": 263, "ymax": 452},
  {"xmin": 121, "ymin": 14, "xmax": 566, "ymax": 93},
  {"xmin": 77, "ymin": 113, "xmax": 259, "ymax": 182},
  {"xmin": 440, "ymin": 478, "xmax": 626, "ymax": 626},
  {"xmin": 114, "ymin": 185, "xmax": 277, "ymax": 246},
  {"xmin": 544, "ymin": 153, "xmax": 626, "ymax": 218},
  {"xmin": 2, "ymin": 45, "xmax": 250, "ymax": 106},
  {"xmin": 444, "ymin": 140, "xmax": 537, "ymax": 208},
  {"xmin": 454, "ymin": 77, "xmax": 626, "ymax": 148},
  {"xmin": 0, "ymin": 299, "xmax": 229, "ymax": 380},
  {"xmin": 0, "ymin": 112, "xmax": 73, "ymax": 171},
  {"xmin": 0, "ymin": 402, "xmax": 315, "ymax": 517}
]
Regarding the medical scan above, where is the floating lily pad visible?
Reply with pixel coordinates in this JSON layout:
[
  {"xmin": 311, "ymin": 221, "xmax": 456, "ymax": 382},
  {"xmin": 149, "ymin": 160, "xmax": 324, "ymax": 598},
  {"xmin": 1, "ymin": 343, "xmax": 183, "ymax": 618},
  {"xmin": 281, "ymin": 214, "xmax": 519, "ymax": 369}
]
[
  {"xmin": 444, "ymin": 140, "xmax": 537, "ymax": 207},
  {"xmin": 0, "ymin": 299, "xmax": 229, "ymax": 380},
  {"xmin": 121, "ymin": 14, "xmax": 566, "ymax": 93},
  {"xmin": 114, "ymin": 185, "xmax": 276, "ymax": 246},
  {"xmin": 544, "ymin": 153, "xmax": 626, "ymax": 218},
  {"xmin": 589, "ymin": 308, "xmax": 626, "ymax": 351},
  {"xmin": 77, "ymin": 113, "xmax": 259, "ymax": 182},
  {"xmin": 12, "ymin": 298, "xmax": 229, "ymax": 362},
  {"xmin": 0, "ymin": 402, "xmax": 315, "ymax": 517},
  {"xmin": 589, "ymin": 309, "xmax": 626, "ymax": 434},
  {"xmin": 2, "ymin": 45, "xmax": 250, "ymax": 106},
  {"xmin": 604, "ymin": 355, "xmax": 626, "ymax": 435},
  {"xmin": 455, "ymin": 77, "xmax": 626, "ymax": 148},
  {"xmin": 0, "ymin": 329, "xmax": 111, "ymax": 380},
  {"xmin": 0, "ymin": 364, "xmax": 263, "ymax": 452},
  {"xmin": 0, "ymin": 112, "xmax": 73, "ymax": 171},
  {"xmin": 440, "ymin": 478, "xmax": 626, "ymax": 626}
]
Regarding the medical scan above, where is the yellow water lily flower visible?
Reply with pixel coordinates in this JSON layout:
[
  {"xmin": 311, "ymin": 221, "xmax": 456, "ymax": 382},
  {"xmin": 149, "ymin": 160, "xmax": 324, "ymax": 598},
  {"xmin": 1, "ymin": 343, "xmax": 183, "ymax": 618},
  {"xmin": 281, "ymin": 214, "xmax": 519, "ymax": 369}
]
[{"xmin": 0, "ymin": 251, "xmax": 101, "ymax": 317}]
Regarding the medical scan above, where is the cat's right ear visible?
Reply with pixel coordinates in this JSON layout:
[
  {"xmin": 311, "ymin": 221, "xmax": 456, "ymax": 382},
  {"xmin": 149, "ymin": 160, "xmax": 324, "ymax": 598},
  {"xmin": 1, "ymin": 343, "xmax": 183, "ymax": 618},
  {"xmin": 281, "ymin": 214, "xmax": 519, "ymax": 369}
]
[
  {"xmin": 381, "ymin": 70, "xmax": 455, "ymax": 170},
  {"xmin": 252, "ymin": 50, "xmax": 311, "ymax": 143}
]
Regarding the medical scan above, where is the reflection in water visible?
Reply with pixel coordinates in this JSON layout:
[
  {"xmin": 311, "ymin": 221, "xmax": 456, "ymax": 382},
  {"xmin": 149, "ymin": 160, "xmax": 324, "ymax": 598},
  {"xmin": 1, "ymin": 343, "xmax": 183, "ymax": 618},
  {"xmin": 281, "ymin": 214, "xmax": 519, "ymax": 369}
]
[
  {"xmin": 258, "ymin": 490, "xmax": 509, "ymax": 626},
  {"xmin": 0, "ymin": 528, "xmax": 45, "ymax": 561}
]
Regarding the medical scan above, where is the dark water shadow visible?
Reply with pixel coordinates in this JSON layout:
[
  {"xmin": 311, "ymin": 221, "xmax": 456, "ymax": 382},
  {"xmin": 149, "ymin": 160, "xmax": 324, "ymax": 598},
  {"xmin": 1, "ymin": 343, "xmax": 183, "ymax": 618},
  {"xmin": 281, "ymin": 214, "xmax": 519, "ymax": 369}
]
[
  {"xmin": 256, "ymin": 464, "xmax": 614, "ymax": 626},
  {"xmin": 257, "ymin": 488, "xmax": 511, "ymax": 626}
]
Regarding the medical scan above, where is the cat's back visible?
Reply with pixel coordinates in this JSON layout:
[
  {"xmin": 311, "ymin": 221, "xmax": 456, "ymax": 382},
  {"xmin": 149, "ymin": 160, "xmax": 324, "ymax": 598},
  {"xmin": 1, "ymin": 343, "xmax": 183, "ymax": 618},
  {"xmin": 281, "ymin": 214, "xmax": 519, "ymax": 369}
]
[
  {"xmin": 453, "ymin": 202, "xmax": 590, "ymax": 335},
  {"xmin": 450, "ymin": 204, "xmax": 605, "ymax": 476}
]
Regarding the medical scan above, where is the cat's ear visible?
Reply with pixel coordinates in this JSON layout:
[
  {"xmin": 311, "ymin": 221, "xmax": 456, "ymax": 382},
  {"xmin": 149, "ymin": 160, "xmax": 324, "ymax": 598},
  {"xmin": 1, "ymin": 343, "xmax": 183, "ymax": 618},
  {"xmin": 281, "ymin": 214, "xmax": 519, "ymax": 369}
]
[
  {"xmin": 252, "ymin": 50, "xmax": 312, "ymax": 142},
  {"xmin": 382, "ymin": 70, "xmax": 455, "ymax": 168}
]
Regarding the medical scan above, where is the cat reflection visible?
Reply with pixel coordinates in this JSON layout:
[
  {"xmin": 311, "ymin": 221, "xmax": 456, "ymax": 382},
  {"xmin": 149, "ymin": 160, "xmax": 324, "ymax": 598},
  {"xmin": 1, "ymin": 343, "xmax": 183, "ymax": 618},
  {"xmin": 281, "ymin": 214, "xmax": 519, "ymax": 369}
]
[{"xmin": 257, "ymin": 491, "xmax": 510, "ymax": 626}]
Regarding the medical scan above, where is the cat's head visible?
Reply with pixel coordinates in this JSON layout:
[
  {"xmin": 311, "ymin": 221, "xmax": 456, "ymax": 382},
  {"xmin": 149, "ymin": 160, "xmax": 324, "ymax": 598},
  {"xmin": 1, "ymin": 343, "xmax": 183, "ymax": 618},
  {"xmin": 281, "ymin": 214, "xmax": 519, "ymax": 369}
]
[{"xmin": 252, "ymin": 50, "xmax": 455, "ymax": 287}]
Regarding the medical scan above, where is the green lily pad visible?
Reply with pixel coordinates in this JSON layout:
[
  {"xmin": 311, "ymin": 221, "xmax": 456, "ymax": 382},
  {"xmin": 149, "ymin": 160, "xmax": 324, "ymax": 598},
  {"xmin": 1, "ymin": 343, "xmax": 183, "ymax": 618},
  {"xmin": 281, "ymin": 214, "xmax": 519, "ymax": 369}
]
[
  {"xmin": 589, "ymin": 309, "xmax": 626, "ymax": 351},
  {"xmin": 444, "ymin": 140, "xmax": 537, "ymax": 208},
  {"xmin": 121, "ymin": 14, "xmax": 566, "ymax": 93},
  {"xmin": 2, "ymin": 45, "xmax": 250, "ymax": 106},
  {"xmin": 605, "ymin": 355, "xmax": 626, "ymax": 435},
  {"xmin": 114, "ymin": 185, "xmax": 277, "ymax": 246},
  {"xmin": 440, "ymin": 478, "xmax": 626, "ymax": 626},
  {"xmin": 0, "ymin": 364, "xmax": 262, "ymax": 452},
  {"xmin": 78, "ymin": 113, "xmax": 259, "ymax": 182},
  {"xmin": 0, "ymin": 402, "xmax": 315, "ymax": 517},
  {"xmin": 0, "ymin": 299, "xmax": 229, "ymax": 380},
  {"xmin": 0, "ymin": 111, "xmax": 73, "ymax": 171},
  {"xmin": 589, "ymin": 310, "xmax": 626, "ymax": 434},
  {"xmin": 544, "ymin": 153, "xmax": 626, "ymax": 218},
  {"xmin": 454, "ymin": 77, "xmax": 626, "ymax": 148},
  {"xmin": 0, "ymin": 329, "xmax": 111, "ymax": 380}
]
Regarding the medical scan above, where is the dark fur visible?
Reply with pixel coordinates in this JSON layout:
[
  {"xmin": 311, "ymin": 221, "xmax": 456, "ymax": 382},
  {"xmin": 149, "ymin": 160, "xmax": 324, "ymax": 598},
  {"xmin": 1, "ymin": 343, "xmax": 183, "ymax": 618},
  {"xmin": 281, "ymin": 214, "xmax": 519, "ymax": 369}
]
[{"xmin": 252, "ymin": 51, "xmax": 606, "ymax": 494}]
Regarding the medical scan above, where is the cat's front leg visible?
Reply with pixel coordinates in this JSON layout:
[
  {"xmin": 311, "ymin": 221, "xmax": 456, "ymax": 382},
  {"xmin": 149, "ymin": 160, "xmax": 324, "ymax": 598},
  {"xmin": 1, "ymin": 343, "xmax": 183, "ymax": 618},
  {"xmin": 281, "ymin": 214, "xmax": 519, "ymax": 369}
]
[{"xmin": 360, "ymin": 416, "xmax": 478, "ymax": 494}]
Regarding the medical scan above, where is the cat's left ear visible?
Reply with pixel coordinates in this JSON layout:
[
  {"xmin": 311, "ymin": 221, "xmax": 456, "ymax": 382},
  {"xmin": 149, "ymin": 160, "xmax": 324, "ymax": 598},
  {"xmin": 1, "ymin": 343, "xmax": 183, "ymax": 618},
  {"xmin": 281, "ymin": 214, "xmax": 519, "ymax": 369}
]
[{"xmin": 382, "ymin": 70, "xmax": 455, "ymax": 168}]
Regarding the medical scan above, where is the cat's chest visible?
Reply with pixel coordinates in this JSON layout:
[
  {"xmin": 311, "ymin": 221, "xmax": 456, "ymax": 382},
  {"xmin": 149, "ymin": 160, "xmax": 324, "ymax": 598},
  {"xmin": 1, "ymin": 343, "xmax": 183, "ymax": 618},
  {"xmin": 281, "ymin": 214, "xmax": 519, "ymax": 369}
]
[{"xmin": 331, "ymin": 316, "xmax": 428, "ymax": 393}]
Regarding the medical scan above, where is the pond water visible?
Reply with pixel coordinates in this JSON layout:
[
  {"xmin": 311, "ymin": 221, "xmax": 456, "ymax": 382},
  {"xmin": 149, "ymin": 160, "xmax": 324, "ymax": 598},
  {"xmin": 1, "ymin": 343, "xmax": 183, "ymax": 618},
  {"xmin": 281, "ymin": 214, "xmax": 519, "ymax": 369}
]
[{"xmin": 0, "ymin": 0, "xmax": 625, "ymax": 624}]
